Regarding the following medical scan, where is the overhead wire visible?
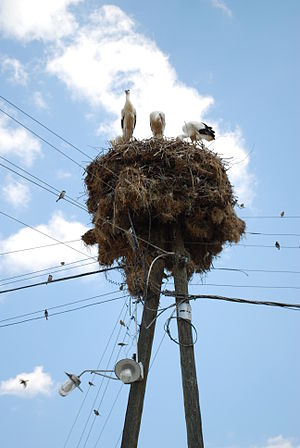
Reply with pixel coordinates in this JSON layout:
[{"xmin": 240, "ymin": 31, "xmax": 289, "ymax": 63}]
[
  {"xmin": 75, "ymin": 308, "xmax": 131, "ymax": 448},
  {"xmin": 0, "ymin": 294, "xmax": 129, "ymax": 329},
  {"xmin": 0, "ymin": 257, "xmax": 97, "ymax": 285},
  {"xmin": 0, "ymin": 210, "xmax": 97, "ymax": 261},
  {"xmin": 0, "ymin": 289, "xmax": 124, "ymax": 324},
  {"xmin": 162, "ymin": 291, "xmax": 300, "ymax": 311},
  {"xmin": 0, "ymin": 266, "xmax": 121, "ymax": 295},
  {"xmin": 63, "ymin": 300, "xmax": 128, "ymax": 448},
  {"xmin": 0, "ymin": 238, "xmax": 81, "ymax": 256}
]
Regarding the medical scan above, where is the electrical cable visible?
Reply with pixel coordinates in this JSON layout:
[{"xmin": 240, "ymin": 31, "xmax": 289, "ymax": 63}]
[
  {"xmin": 0, "ymin": 289, "xmax": 124, "ymax": 323},
  {"xmin": 75, "ymin": 309, "xmax": 130, "ymax": 448},
  {"xmin": 0, "ymin": 238, "xmax": 81, "ymax": 256},
  {"xmin": 0, "ymin": 210, "xmax": 97, "ymax": 261},
  {"xmin": 0, "ymin": 257, "xmax": 96, "ymax": 285},
  {"xmin": 188, "ymin": 282, "xmax": 300, "ymax": 290},
  {"xmin": 163, "ymin": 291, "xmax": 300, "ymax": 311},
  {"xmin": 0, "ymin": 158, "xmax": 87, "ymax": 212},
  {"xmin": 0, "ymin": 260, "xmax": 98, "ymax": 287},
  {"xmin": 0, "ymin": 266, "xmax": 121, "ymax": 295},
  {"xmin": 63, "ymin": 301, "xmax": 128, "ymax": 448},
  {"xmin": 0, "ymin": 295, "xmax": 129, "ymax": 329}
]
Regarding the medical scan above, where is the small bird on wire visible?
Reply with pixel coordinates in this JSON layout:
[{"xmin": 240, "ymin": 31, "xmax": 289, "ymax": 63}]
[
  {"xmin": 180, "ymin": 121, "xmax": 215, "ymax": 143},
  {"xmin": 120, "ymin": 319, "xmax": 126, "ymax": 327},
  {"xmin": 275, "ymin": 241, "xmax": 280, "ymax": 250},
  {"xmin": 88, "ymin": 381, "xmax": 95, "ymax": 387},
  {"xmin": 56, "ymin": 190, "xmax": 66, "ymax": 202},
  {"xmin": 60, "ymin": 261, "xmax": 65, "ymax": 266},
  {"xmin": 47, "ymin": 274, "xmax": 53, "ymax": 283},
  {"xmin": 44, "ymin": 309, "xmax": 48, "ymax": 320},
  {"xmin": 280, "ymin": 211, "xmax": 285, "ymax": 217},
  {"xmin": 118, "ymin": 342, "xmax": 128, "ymax": 347},
  {"xmin": 19, "ymin": 378, "xmax": 29, "ymax": 388},
  {"xmin": 150, "ymin": 111, "xmax": 166, "ymax": 138},
  {"xmin": 121, "ymin": 89, "xmax": 136, "ymax": 143},
  {"xmin": 93, "ymin": 409, "xmax": 100, "ymax": 416}
]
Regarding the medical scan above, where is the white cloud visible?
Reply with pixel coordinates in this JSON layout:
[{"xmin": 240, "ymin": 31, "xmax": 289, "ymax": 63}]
[
  {"xmin": 0, "ymin": 0, "xmax": 81, "ymax": 42},
  {"xmin": 46, "ymin": 5, "xmax": 253, "ymax": 203},
  {"xmin": 0, "ymin": 212, "xmax": 97, "ymax": 275},
  {"xmin": 252, "ymin": 435, "xmax": 300, "ymax": 448},
  {"xmin": 33, "ymin": 91, "xmax": 48, "ymax": 110},
  {"xmin": 47, "ymin": 5, "xmax": 214, "ymax": 139},
  {"xmin": 211, "ymin": 0, "xmax": 233, "ymax": 17},
  {"xmin": 0, "ymin": 366, "xmax": 53, "ymax": 397},
  {"xmin": 0, "ymin": 56, "xmax": 28, "ymax": 85},
  {"xmin": 0, "ymin": 116, "xmax": 41, "ymax": 165},
  {"xmin": 1, "ymin": 175, "xmax": 31, "ymax": 207}
]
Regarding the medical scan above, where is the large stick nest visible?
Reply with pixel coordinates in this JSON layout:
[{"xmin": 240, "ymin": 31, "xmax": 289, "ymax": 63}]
[{"xmin": 82, "ymin": 138, "xmax": 245, "ymax": 296}]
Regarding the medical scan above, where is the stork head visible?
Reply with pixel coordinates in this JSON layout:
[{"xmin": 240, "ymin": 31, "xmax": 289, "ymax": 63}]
[{"xmin": 125, "ymin": 89, "xmax": 130, "ymax": 95}]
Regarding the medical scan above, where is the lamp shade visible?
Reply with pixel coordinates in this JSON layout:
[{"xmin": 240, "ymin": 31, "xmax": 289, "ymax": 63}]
[{"xmin": 114, "ymin": 359, "xmax": 142, "ymax": 384}]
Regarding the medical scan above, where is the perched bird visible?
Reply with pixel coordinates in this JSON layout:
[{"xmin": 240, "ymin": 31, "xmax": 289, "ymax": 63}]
[
  {"xmin": 132, "ymin": 353, "xmax": 136, "ymax": 361},
  {"xmin": 181, "ymin": 121, "xmax": 215, "ymax": 143},
  {"xmin": 280, "ymin": 211, "xmax": 285, "ymax": 218},
  {"xmin": 44, "ymin": 309, "xmax": 48, "ymax": 320},
  {"xmin": 239, "ymin": 203, "xmax": 245, "ymax": 209},
  {"xmin": 19, "ymin": 378, "xmax": 29, "ymax": 388},
  {"xmin": 60, "ymin": 261, "xmax": 65, "ymax": 266},
  {"xmin": 56, "ymin": 190, "xmax": 66, "ymax": 202},
  {"xmin": 121, "ymin": 89, "xmax": 136, "ymax": 143},
  {"xmin": 120, "ymin": 319, "xmax": 126, "ymax": 327},
  {"xmin": 275, "ymin": 241, "xmax": 280, "ymax": 250},
  {"xmin": 47, "ymin": 274, "xmax": 53, "ymax": 283},
  {"xmin": 88, "ymin": 381, "xmax": 95, "ymax": 387},
  {"xmin": 93, "ymin": 409, "xmax": 100, "ymax": 416},
  {"xmin": 118, "ymin": 342, "xmax": 128, "ymax": 347},
  {"xmin": 150, "ymin": 111, "xmax": 166, "ymax": 138}
]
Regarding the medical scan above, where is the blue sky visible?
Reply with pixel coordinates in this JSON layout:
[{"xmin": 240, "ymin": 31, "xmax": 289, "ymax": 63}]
[{"xmin": 0, "ymin": 1, "xmax": 299, "ymax": 447}]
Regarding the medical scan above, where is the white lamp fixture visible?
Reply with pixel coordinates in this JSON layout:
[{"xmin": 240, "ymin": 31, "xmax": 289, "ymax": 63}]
[
  {"xmin": 58, "ymin": 360, "xmax": 144, "ymax": 396},
  {"xmin": 115, "ymin": 359, "xmax": 144, "ymax": 384},
  {"xmin": 58, "ymin": 372, "xmax": 82, "ymax": 397}
]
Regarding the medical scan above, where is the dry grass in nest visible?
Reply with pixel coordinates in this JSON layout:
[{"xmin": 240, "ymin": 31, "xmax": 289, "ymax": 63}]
[{"xmin": 82, "ymin": 138, "xmax": 245, "ymax": 296}]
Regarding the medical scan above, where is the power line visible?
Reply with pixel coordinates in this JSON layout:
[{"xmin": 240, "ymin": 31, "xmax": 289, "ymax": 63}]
[
  {"xmin": 188, "ymin": 282, "xmax": 300, "ymax": 290},
  {"xmin": 241, "ymin": 215, "xmax": 300, "ymax": 219},
  {"xmin": 0, "ymin": 157, "xmax": 87, "ymax": 212},
  {"xmin": 214, "ymin": 267, "xmax": 300, "ymax": 275},
  {"xmin": 63, "ymin": 301, "xmax": 128, "ymax": 448},
  {"xmin": 0, "ymin": 106, "xmax": 86, "ymax": 169},
  {"xmin": 0, "ymin": 257, "xmax": 95, "ymax": 284},
  {"xmin": 0, "ymin": 266, "xmax": 121, "ymax": 295},
  {"xmin": 0, "ymin": 289, "xmax": 124, "ymax": 323},
  {"xmin": 0, "ymin": 94, "xmax": 92, "ymax": 160},
  {"xmin": 0, "ymin": 238, "xmax": 81, "ymax": 256},
  {"xmin": 0, "ymin": 210, "xmax": 97, "ymax": 261},
  {"xmin": 0, "ymin": 294, "xmax": 129, "ymax": 328},
  {"xmin": 246, "ymin": 231, "xmax": 300, "ymax": 237},
  {"xmin": 163, "ymin": 290, "xmax": 300, "ymax": 310}
]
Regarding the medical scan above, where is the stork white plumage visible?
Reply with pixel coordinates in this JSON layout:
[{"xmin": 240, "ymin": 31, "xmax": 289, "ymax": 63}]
[
  {"xmin": 150, "ymin": 111, "xmax": 166, "ymax": 138},
  {"xmin": 121, "ymin": 89, "xmax": 136, "ymax": 143},
  {"xmin": 181, "ymin": 121, "xmax": 215, "ymax": 143}
]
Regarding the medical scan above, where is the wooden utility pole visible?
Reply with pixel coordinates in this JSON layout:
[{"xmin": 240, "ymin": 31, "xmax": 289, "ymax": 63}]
[
  {"xmin": 173, "ymin": 223, "xmax": 204, "ymax": 448},
  {"xmin": 120, "ymin": 256, "xmax": 164, "ymax": 448}
]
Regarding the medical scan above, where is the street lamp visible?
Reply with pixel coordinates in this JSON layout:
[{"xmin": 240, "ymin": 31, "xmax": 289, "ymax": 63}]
[{"xmin": 58, "ymin": 359, "xmax": 143, "ymax": 397}]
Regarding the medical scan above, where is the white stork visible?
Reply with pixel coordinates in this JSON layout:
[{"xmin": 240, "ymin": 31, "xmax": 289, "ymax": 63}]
[
  {"xmin": 121, "ymin": 89, "xmax": 136, "ymax": 143},
  {"xmin": 181, "ymin": 121, "xmax": 215, "ymax": 143},
  {"xmin": 150, "ymin": 111, "xmax": 166, "ymax": 138}
]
